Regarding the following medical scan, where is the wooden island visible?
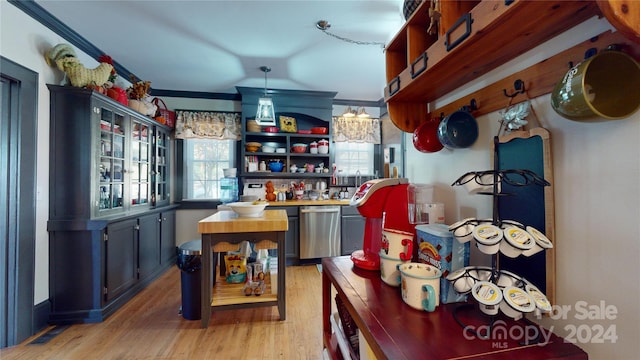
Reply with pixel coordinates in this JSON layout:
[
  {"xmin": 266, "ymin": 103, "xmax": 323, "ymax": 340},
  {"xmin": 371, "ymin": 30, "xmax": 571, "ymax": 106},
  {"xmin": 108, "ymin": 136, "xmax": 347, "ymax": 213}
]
[{"xmin": 198, "ymin": 209, "xmax": 288, "ymax": 328}]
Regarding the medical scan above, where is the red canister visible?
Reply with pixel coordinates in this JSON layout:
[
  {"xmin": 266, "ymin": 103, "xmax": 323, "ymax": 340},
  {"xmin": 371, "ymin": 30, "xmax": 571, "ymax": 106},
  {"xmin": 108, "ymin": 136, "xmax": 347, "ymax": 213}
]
[{"xmin": 318, "ymin": 139, "xmax": 329, "ymax": 154}]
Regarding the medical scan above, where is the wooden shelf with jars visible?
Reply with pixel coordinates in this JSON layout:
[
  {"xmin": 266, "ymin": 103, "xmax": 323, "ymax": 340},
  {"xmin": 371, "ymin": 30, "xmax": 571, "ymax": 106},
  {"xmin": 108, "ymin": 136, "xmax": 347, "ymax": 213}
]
[
  {"xmin": 236, "ymin": 87, "xmax": 337, "ymax": 181},
  {"xmin": 242, "ymin": 123, "xmax": 332, "ymax": 178},
  {"xmin": 384, "ymin": 0, "xmax": 601, "ymax": 133}
]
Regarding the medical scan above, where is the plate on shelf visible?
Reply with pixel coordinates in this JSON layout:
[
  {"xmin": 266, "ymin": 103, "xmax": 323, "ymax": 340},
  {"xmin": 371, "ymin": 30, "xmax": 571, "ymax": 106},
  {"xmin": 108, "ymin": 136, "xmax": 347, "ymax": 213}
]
[{"xmin": 297, "ymin": 130, "xmax": 312, "ymax": 134}]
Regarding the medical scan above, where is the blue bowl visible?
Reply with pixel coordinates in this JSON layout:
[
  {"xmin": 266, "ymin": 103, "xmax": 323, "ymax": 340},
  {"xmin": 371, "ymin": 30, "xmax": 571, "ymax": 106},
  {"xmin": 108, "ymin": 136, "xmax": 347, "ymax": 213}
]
[{"xmin": 269, "ymin": 161, "xmax": 284, "ymax": 172}]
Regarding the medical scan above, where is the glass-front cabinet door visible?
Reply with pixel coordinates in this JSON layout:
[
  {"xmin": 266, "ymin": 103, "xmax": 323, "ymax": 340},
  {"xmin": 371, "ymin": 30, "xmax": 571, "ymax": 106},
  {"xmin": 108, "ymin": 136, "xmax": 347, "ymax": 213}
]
[
  {"xmin": 153, "ymin": 128, "xmax": 170, "ymax": 206},
  {"xmin": 99, "ymin": 106, "xmax": 126, "ymax": 215},
  {"xmin": 130, "ymin": 120, "xmax": 151, "ymax": 209}
]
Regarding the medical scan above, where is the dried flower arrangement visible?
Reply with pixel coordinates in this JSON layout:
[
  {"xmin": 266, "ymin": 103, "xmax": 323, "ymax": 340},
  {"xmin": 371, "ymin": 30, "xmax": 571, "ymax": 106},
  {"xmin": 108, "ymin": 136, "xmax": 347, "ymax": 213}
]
[{"xmin": 127, "ymin": 75, "xmax": 151, "ymax": 100}]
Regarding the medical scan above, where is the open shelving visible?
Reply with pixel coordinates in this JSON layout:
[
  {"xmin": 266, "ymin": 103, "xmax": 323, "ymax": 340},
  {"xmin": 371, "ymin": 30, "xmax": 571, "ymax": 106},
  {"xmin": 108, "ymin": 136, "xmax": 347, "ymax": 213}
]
[{"xmin": 384, "ymin": 0, "xmax": 600, "ymax": 132}]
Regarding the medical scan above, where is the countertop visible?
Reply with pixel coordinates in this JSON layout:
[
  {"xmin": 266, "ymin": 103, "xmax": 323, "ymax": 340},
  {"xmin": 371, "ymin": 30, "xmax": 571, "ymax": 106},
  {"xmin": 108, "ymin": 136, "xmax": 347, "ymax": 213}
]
[
  {"xmin": 198, "ymin": 209, "xmax": 288, "ymax": 234},
  {"xmin": 266, "ymin": 199, "xmax": 351, "ymax": 206}
]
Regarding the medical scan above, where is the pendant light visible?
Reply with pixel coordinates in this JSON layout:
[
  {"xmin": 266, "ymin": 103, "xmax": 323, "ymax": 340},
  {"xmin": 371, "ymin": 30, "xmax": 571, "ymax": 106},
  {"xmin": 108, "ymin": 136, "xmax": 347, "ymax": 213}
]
[
  {"xmin": 357, "ymin": 106, "xmax": 370, "ymax": 118},
  {"xmin": 255, "ymin": 66, "xmax": 276, "ymax": 126},
  {"xmin": 342, "ymin": 106, "xmax": 356, "ymax": 117}
]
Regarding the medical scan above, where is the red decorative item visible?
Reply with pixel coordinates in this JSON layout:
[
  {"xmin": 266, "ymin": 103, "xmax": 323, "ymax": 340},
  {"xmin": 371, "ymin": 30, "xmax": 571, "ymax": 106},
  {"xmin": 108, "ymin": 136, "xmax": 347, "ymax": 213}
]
[
  {"xmin": 152, "ymin": 98, "xmax": 175, "ymax": 128},
  {"xmin": 106, "ymin": 86, "xmax": 128, "ymax": 106},
  {"xmin": 264, "ymin": 126, "xmax": 279, "ymax": 133},
  {"xmin": 311, "ymin": 127, "xmax": 328, "ymax": 134}
]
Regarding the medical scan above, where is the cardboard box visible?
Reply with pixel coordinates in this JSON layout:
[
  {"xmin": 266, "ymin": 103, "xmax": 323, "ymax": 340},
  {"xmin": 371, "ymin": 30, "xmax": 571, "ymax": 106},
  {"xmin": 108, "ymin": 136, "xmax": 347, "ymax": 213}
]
[{"xmin": 415, "ymin": 223, "xmax": 469, "ymax": 304}]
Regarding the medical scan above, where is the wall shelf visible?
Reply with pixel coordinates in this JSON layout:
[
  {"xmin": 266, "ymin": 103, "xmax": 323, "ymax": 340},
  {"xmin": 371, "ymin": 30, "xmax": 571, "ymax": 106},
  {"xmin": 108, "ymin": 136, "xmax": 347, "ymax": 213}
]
[
  {"xmin": 430, "ymin": 30, "xmax": 640, "ymax": 121},
  {"xmin": 384, "ymin": 0, "xmax": 600, "ymax": 132}
]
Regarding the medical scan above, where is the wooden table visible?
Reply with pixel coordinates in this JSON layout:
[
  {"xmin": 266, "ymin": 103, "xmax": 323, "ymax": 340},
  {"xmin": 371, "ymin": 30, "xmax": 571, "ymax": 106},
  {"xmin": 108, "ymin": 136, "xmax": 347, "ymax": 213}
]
[
  {"xmin": 322, "ymin": 256, "xmax": 587, "ymax": 360},
  {"xmin": 198, "ymin": 210, "xmax": 288, "ymax": 328}
]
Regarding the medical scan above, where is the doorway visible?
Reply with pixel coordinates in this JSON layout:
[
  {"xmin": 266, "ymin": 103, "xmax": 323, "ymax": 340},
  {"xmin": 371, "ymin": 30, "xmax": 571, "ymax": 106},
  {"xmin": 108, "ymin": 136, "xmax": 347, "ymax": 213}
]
[{"xmin": 1, "ymin": 56, "xmax": 38, "ymax": 347}]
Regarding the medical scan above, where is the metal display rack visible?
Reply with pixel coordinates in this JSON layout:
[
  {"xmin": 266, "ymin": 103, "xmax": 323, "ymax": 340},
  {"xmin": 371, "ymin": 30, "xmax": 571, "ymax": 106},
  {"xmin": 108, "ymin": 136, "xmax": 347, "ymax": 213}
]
[{"xmin": 447, "ymin": 136, "xmax": 553, "ymax": 342}]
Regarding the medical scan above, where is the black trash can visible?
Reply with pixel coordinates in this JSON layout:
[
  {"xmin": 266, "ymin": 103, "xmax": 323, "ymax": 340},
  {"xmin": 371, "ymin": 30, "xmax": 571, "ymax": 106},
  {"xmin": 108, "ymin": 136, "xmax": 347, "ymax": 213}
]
[{"xmin": 177, "ymin": 240, "xmax": 202, "ymax": 320}]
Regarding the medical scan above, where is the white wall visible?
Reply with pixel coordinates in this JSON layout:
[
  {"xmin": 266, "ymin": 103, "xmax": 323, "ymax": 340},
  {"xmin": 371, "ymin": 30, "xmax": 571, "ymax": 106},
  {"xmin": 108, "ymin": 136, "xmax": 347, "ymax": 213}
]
[
  {"xmin": 1, "ymin": 0, "xmax": 89, "ymax": 304},
  {"xmin": 405, "ymin": 17, "xmax": 640, "ymax": 359}
]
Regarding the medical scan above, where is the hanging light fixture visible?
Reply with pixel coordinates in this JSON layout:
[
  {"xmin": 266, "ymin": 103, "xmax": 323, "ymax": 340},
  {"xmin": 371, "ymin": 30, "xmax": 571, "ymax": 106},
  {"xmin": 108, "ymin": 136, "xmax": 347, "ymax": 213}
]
[
  {"xmin": 255, "ymin": 66, "xmax": 276, "ymax": 126},
  {"xmin": 316, "ymin": 20, "xmax": 385, "ymax": 50},
  {"xmin": 342, "ymin": 106, "xmax": 356, "ymax": 117},
  {"xmin": 357, "ymin": 107, "xmax": 370, "ymax": 118}
]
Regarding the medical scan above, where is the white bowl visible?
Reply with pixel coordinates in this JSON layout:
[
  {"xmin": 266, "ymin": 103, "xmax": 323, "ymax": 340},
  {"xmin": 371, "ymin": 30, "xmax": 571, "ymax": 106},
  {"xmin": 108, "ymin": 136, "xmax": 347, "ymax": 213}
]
[
  {"xmin": 262, "ymin": 145, "xmax": 275, "ymax": 153},
  {"xmin": 226, "ymin": 202, "xmax": 268, "ymax": 217}
]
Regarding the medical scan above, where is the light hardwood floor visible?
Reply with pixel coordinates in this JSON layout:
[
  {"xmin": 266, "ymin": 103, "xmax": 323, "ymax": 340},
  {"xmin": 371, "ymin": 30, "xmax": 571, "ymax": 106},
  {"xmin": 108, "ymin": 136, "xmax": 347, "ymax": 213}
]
[{"xmin": 1, "ymin": 265, "xmax": 326, "ymax": 360}]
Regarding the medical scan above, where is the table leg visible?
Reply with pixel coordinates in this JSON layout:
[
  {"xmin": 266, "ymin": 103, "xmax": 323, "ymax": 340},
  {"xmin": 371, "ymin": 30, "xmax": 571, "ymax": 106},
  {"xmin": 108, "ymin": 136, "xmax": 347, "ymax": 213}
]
[
  {"xmin": 201, "ymin": 234, "xmax": 212, "ymax": 328},
  {"xmin": 322, "ymin": 259, "xmax": 331, "ymax": 342},
  {"xmin": 277, "ymin": 231, "xmax": 286, "ymax": 320}
]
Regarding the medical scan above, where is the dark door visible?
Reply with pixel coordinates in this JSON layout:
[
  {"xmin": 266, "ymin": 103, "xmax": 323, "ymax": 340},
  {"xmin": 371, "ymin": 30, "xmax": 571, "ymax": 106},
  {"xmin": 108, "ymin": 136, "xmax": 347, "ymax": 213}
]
[
  {"xmin": 138, "ymin": 213, "xmax": 160, "ymax": 280},
  {"xmin": 160, "ymin": 211, "xmax": 176, "ymax": 265},
  {"xmin": 105, "ymin": 219, "xmax": 138, "ymax": 302},
  {"xmin": 1, "ymin": 57, "xmax": 38, "ymax": 347}
]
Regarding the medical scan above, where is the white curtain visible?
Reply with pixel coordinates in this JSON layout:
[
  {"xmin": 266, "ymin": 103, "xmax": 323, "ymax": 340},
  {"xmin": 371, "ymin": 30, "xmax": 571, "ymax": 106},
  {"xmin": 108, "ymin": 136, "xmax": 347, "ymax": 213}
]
[
  {"xmin": 174, "ymin": 110, "xmax": 242, "ymax": 140},
  {"xmin": 332, "ymin": 116, "xmax": 381, "ymax": 144}
]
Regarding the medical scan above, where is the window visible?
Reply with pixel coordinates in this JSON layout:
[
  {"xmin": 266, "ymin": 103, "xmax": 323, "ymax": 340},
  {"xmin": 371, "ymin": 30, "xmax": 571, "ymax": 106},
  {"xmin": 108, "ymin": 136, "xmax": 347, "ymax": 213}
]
[
  {"xmin": 333, "ymin": 142, "xmax": 375, "ymax": 176},
  {"xmin": 182, "ymin": 139, "xmax": 236, "ymax": 200}
]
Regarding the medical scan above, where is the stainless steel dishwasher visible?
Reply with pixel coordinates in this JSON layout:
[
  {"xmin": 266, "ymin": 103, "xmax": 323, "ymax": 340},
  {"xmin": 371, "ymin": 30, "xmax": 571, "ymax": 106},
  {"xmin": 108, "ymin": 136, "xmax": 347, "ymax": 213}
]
[{"xmin": 299, "ymin": 206, "xmax": 341, "ymax": 259}]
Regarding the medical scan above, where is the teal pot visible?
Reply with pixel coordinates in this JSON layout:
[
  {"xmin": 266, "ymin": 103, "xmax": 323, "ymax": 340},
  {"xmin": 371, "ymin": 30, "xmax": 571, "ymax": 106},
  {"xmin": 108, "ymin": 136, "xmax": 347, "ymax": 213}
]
[
  {"xmin": 551, "ymin": 50, "xmax": 640, "ymax": 121},
  {"xmin": 437, "ymin": 108, "xmax": 478, "ymax": 149}
]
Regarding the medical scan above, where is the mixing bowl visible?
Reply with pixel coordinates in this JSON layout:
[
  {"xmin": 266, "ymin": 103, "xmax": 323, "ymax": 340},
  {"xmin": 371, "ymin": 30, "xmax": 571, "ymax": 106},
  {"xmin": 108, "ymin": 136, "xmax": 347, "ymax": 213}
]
[{"xmin": 226, "ymin": 202, "xmax": 268, "ymax": 217}]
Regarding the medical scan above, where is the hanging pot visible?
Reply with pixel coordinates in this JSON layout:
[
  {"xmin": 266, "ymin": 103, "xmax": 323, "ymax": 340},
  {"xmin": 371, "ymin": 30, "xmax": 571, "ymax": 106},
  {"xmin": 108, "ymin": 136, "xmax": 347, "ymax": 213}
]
[
  {"xmin": 437, "ymin": 106, "xmax": 478, "ymax": 149},
  {"xmin": 413, "ymin": 119, "xmax": 443, "ymax": 153},
  {"xmin": 551, "ymin": 48, "xmax": 640, "ymax": 121}
]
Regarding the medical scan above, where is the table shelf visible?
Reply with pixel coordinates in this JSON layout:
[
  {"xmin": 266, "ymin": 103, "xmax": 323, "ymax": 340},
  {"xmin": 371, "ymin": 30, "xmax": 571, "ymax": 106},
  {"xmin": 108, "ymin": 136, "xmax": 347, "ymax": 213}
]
[{"xmin": 211, "ymin": 273, "xmax": 277, "ymax": 307}]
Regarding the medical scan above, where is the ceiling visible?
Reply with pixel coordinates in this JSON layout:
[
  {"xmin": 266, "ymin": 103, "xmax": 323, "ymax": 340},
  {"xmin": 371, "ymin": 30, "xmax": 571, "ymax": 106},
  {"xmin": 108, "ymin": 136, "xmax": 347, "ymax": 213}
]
[{"xmin": 35, "ymin": 0, "xmax": 408, "ymax": 102}]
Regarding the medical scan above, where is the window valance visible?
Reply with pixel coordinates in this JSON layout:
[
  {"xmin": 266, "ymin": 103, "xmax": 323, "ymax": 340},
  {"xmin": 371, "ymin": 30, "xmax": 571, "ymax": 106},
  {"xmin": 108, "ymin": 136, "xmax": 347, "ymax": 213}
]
[{"xmin": 175, "ymin": 110, "xmax": 241, "ymax": 140}]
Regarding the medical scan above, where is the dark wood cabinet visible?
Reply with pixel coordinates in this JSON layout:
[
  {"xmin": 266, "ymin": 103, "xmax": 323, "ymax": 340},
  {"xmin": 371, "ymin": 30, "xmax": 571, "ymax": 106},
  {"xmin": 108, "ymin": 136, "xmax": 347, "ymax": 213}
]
[
  {"xmin": 269, "ymin": 206, "xmax": 299, "ymax": 265},
  {"xmin": 137, "ymin": 213, "xmax": 160, "ymax": 281},
  {"xmin": 340, "ymin": 205, "xmax": 365, "ymax": 256},
  {"xmin": 47, "ymin": 85, "xmax": 177, "ymax": 324},
  {"xmin": 105, "ymin": 218, "xmax": 138, "ymax": 302},
  {"xmin": 160, "ymin": 210, "xmax": 177, "ymax": 266}
]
